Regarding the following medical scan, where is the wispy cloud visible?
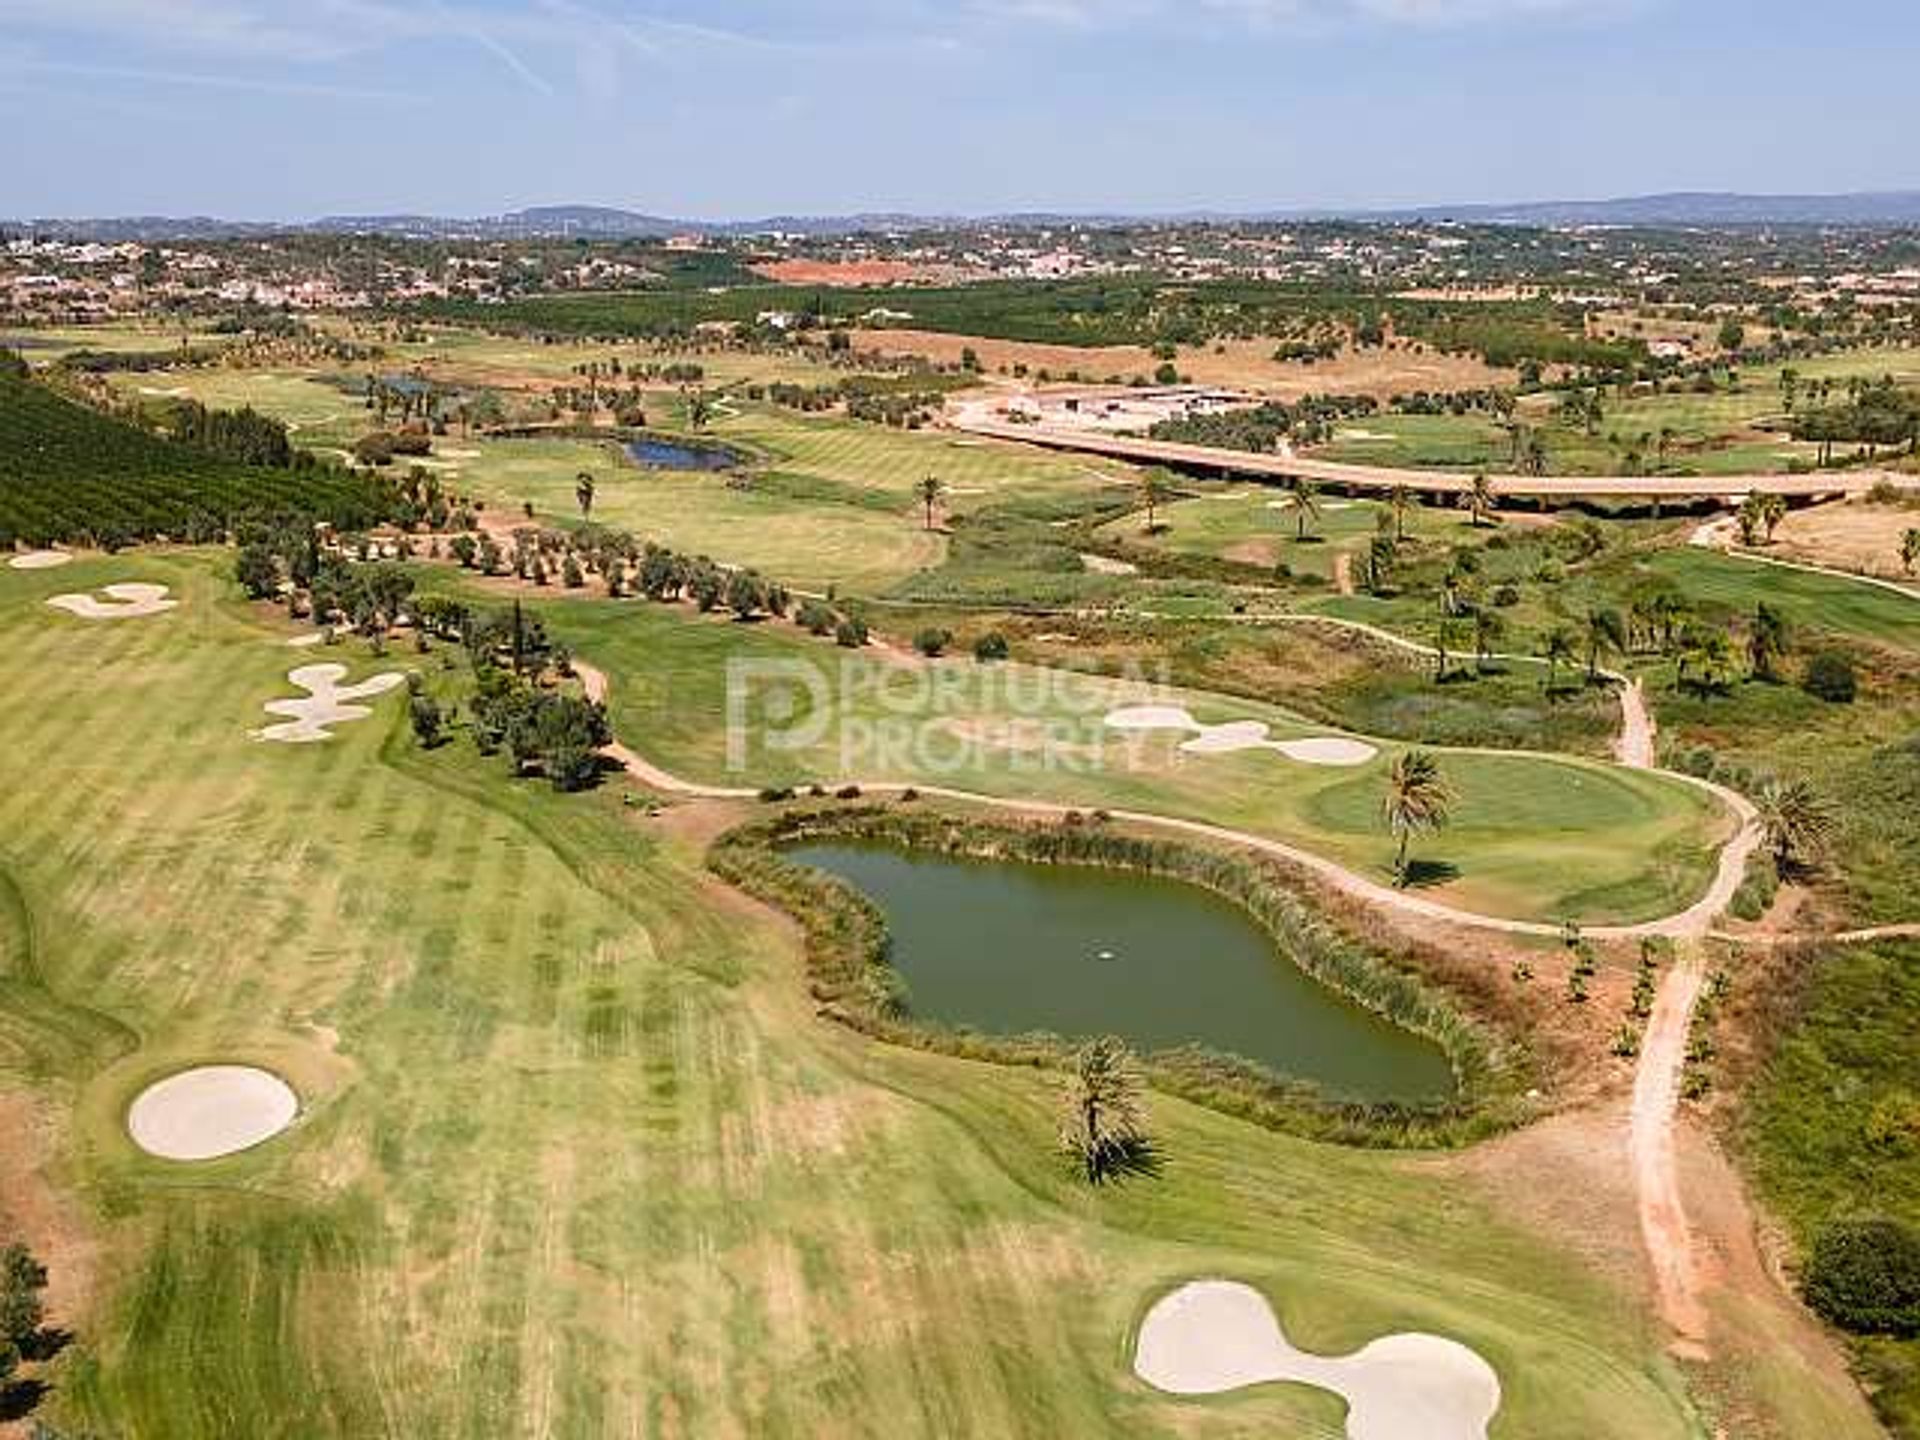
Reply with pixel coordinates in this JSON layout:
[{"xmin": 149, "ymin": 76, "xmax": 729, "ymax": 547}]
[{"xmin": 6, "ymin": 56, "xmax": 415, "ymax": 100}]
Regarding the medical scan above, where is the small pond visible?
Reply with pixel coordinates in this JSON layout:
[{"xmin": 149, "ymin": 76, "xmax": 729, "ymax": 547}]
[
  {"xmin": 789, "ymin": 842, "xmax": 1456, "ymax": 1103},
  {"xmin": 627, "ymin": 436, "xmax": 738, "ymax": 472}
]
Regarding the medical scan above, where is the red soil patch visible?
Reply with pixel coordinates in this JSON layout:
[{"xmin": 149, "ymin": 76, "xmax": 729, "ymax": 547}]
[{"xmin": 753, "ymin": 259, "xmax": 923, "ymax": 287}]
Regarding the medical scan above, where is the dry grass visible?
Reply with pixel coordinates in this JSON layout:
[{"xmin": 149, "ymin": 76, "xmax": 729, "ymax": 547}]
[{"xmin": 851, "ymin": 329, "xmax": 1516, "ymax": 399}]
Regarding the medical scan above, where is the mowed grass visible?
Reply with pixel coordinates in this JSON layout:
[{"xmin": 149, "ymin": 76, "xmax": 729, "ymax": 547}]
[
  {"xmin": 1102, "ymin": 486, "xmax": 1482, "ymax": 580},
  {"xmin": 524, "ymin": 594, "xmax": 1731, "ymax": 924},
  {"xmin": 0, "ymin": 549, "xmax": 1712, "ymax": 1438},
  {"xmin": 1296, "ymin": 349, "xmax": 1920, "ymax": 476}
]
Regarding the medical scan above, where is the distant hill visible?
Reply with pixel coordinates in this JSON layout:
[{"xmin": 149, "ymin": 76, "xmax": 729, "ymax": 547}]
[
  {"xmin": 0, "ymin": 369, "xmax": 389, "ymax": 548},
  {"xmin": 9, "ymin": 190, "xmax": 1920, "ymax": 240},
  {"xmin": 1383, "ymin": 191, "xmax": 1920, "ymax": 227}
]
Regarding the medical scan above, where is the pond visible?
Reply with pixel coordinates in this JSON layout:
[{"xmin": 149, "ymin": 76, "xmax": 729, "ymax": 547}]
[
  {"xmin": 789, "ymin": 843, "xmax": 1456, "ymax": 1103},
  {"xmin": 627, "ymin": 436, "xmax": 738, "ymax": 472}
]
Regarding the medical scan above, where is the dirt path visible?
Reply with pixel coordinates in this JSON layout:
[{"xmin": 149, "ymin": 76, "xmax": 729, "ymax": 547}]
[
  {"xmin": 1629, "ymin": 943, "xmax": 1712, "ymax": 1354},
  {"xmin": 1614, "ymin": 679, "xmax": 1657, "ymax": 769}
]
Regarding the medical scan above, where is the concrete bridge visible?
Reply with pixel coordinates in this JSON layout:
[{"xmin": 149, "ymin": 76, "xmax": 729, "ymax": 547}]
[{"xmin": 947, "ymin": 409, "xmax": 1910, "ymax": 504}]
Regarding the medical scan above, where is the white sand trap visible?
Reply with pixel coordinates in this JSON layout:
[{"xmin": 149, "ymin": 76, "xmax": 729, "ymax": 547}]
[
  {"xmin": 1273, "ymin": 736, "xmax": 1378, "ymax": 765},
  {"xmin": 1134, "ymin": 1280, "xmax": 1501, "ymax": 1440},
  {"xmin": 255, "ymin": 663, "xmax": 405, "ymax": 744},
  {"xmin": 127, "ymin": 1065, "xmax": 299, "ymax": 1161},
  {"xmin": 1080, "ymin": 552, "xmax": 1139, "ymax": 576},
  {"xmin": 1180, "ymin": 719, "xmax": 1273, "ymax": 754},
  {"xmin": 1105, "ymin": 706, "xmax": 1378, "ymax": 767},
  {"xmin": 1106, "ymin": 704, "xmax": 1204, "ymax": 732},
  {"xmin": 47, "ymin": 583, "xmax": 177, "ymax": 619},
  {"xmin": 286, "ymin": 631, "xmax": 329, "ymax": 648},
  {"xmin": 9, "ymin": 549, "xmax": 72, "ymax": 570}
]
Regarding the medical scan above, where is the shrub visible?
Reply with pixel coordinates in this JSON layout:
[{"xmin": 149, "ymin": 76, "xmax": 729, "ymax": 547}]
[
  {"xmin": 797, "ymin": 599, "xmax": 837, "ymax": 636},
  {"xmin": 834, "ymin": 616, "xmax": 869, "ymax": 649},
  {"xmin": 912, "ymin": 627, "xmax": 953, "ymax": 658},
  {"xmin": 1803, "ymin": 1218, "xmax": 1920, "ymax": 1336},
  {"xmin": 1803, "ymin": 650, "xmax": 1858, "ymax": 704},
  {"xmin": 973, "ymin": 631, "xmax": 1010, "ymax": 662}
]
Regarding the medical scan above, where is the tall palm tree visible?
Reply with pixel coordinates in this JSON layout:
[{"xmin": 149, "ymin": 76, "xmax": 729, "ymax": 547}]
[
  {"xmin": 1290, "ymin": 477, "xmax": 1322, "ymax": 540},
  {"xmin": 918, "ymin": 474, "xmax": 944, "ymax": 532},
  {"xmin": 1059, "ymin": 1036, "xmax": 1150, "ymax": 1185},
  {"xmin": 1543, "ymin": 626, "xmax": 1577, "ymax": 693},
  {"xmin": 1474, "ymin": 607, "xmax": 1505, "ymax": 670},
  {"xmin": 1388, "ymin": 483, "xmax": 1412, "ymax": 541},
  {"xmin": 1141, "ymin": 471, "xmax": 1172, "ymax": 532},
  {"xmin": 1755, "ymin": 777, "xmax": 1836, "ymax": 875},
  {"xmin": 1382, "ymin": 749, "xmax": 1454, "ymax": 887},
  {"xmin": 1584, "ymin": 606, "xmax": 1625, "ymax": 682},
  {"xmin": 1521, "ymin": 434, "xmax": 1549, "ymax": 477},
  {"xmin": 575, "ymin": 472, "xmax": 596, "ymax": 520},
  {"xmin": 1467, "ymin": 473, "xmax": 1496, "ymax": 528}
]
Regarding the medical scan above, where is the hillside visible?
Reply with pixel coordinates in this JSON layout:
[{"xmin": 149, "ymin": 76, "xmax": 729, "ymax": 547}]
[{"xmin": 0, "ymin": 370, "xmax": 391, "ymax": 548}]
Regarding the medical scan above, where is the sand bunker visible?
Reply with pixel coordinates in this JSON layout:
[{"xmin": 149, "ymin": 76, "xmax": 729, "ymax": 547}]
[
  {"xmin": 9, "ymin": 549, "xmax": 73, "ymax": 570},
  {"xmin": 46, "ymin": 583, "xmax": 177, "ymax": 619},
  {"xmin": 286, "ymin": 631, "xmax": 329, "ymax": 648},
  {"xmin": 1105, "ymin": 705, "xmax": 1377, "ymax": 767},
  {"xmin": 1080, "ymin": 552, "xmax": 1139, "ymax": 576},
  {"xmin": 1134, "ymin": 1280, "xmax": 1501, "ymax": 1440},
  {"xmin": 127, "ymin": 1065, "xmax": 299, "ymax": 1161},
  {"xmin": 255, "ymin": 663, "xmax": 406, "ymax": 744}
]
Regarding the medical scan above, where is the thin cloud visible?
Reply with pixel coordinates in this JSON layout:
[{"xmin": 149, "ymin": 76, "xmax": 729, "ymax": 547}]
[{"xmin": 7, "ymin": 56, "xmax": 415, "ymax": 100}]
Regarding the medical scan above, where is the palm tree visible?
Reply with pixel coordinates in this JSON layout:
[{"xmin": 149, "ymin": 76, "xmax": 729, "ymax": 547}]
[
  {"xmin": 1473, "ymin": 607, "xmax": 1505, "ymax": 671},
  {"xmin": 1676, "ymin": 626, "xmax": 1737, "ymax": 694},
  {"xmin": 1521, "ymin": 434, "xmax": 1549, "ymax": 477},
  {"xmin": 683, "ymin": 386, "xmax": 713, "ymax": 431},
  {"xmin": 1900, "ymin": 527, "xmax": 1920, "ymax": 576},
  {"xmin": 1382, "ymin": 749, "xmax": 1454, "ymax": 887},
  {"xmin": 1584, "ymin": 606, "xmax": 1625, "ymax": 682},
  {"xmin": 1467, "ymin": 473, "xmax": 1496, "ymax": 528},
  {"xmin": 1141, "ymin": 471, "xmax": 1172, "ymax": 532},
  {"xmin": 918, "ymin": 475, "xmax": 944, "ymax": 532},
  {"xmin": 1388, "ymin": 483, "xmax": 1412, "ymax": 541},
  {"xmin": 1755, "ymin": 777, "xmax": 1836, "ymax": 875},
  {"xmin": 1059, "ymin": 1036, "xmax": 1150, "ymax": 1185},
  {"xmin": 1761, "ymin": 492, "xmax": 1787, "ymax": 542},
  {"xmin": 1290, "ymin": 477, "xmax": 1322, "ymax": 540},
  {"xmin": 1542, "ymin": 626, "xmax": 1577, "ymax": 693},
  {"xmin": 575, "ymin": 472, "xmax": 596, "ymax": 520}
]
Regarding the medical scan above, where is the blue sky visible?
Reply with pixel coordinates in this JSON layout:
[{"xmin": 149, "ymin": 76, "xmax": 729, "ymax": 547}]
[{"xmin": 1, "ymin": 0, "xmax": 1915, "ymax": 219}]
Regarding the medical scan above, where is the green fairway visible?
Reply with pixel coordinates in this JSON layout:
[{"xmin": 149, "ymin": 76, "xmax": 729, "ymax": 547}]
[
  {"xmin": 0, "ymin": 549, "xmax": 1719, "ymax": 1437},
  {"xmin": 522, "ymin": 593, "xmax": 1733, "ymax": 925},
  {"xmin": 1100, "ymin": 485, "xmax": 1483, "ymax": 580}
]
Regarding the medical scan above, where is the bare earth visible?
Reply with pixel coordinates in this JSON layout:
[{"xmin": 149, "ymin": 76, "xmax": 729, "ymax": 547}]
[
  {"xmin": 855, "ymin": 330, "xmax": 1515, "ymax": 400},
  {"xmin": 1766, "ymin": 498, "xmax": 1917, "ymax": 579}
]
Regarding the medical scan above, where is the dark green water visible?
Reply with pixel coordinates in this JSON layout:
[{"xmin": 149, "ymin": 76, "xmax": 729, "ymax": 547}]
[{"xmin": 789, "ymin": 843, "xmax": 1456, "ymax": 1103}]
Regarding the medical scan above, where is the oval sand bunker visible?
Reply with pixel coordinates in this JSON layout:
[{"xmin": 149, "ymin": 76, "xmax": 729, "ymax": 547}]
[
  {"xmin": 127, "ymin": 1065, "xmax": 299, "ymax": 1161},
  {"xmin": 9, "ymin": 549, "xmax": 73, "ymax": 571},
  {"xmin": 1134, "ymin": 1279, "xmax": 1500, "ymax": 1440}
]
